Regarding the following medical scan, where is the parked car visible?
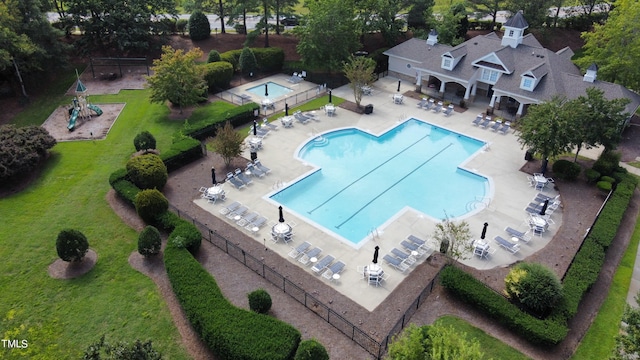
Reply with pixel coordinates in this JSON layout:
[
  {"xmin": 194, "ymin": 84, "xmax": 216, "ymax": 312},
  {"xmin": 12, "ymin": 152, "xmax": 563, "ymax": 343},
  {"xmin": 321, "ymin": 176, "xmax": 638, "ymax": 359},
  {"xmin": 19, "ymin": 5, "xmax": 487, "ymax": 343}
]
[{"xmin": 281, "ymin": 16, "xmax": 299, "ymax": 26}]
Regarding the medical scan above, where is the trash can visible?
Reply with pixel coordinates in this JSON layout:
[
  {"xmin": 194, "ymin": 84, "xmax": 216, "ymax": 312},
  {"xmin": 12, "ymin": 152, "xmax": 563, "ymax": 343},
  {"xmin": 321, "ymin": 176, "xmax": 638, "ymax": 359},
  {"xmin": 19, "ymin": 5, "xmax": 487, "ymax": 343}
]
[
  {"xmin": 250, "ymin": 152, "xmax": 257, "ymax": 161},
  {"xmin": 364, "ymin": 104, "xmax": 374, "ymax": 114},
  {"xmin": 524, "ymin": 150, "xmax": 533, "ymax": 161}
]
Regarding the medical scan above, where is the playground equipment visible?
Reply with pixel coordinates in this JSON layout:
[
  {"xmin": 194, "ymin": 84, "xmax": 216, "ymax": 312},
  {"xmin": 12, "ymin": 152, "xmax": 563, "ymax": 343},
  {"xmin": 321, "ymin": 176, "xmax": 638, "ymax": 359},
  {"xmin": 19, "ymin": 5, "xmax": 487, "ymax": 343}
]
[{"xmin": 67, "ymin": 74, "xmax": 103, "ymax": 131}]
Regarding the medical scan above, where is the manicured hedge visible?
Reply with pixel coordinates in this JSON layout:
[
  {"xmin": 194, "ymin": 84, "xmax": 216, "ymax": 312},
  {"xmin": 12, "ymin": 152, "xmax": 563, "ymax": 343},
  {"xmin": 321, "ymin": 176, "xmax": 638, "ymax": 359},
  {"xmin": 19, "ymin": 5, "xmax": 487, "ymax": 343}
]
[
  {"xmin": 164, "ymin": 244, "xmax": 301, "ymax": 360},
  {"xmin": 160, "ymin": 136, "xmax": 203, "ymax": 172},
  {"xmin": 441, "ymin": 174, "xmax": 637, "ymax": 346},
  {"xmin": 182, "ymin": 103, "xmax": 259, "ymax": 140},
  {"xmin": 440, "ymin": 266, "xmax": 568, "ymax": 345},
  {"xmin": 202, "ymin": 61, "xmax": 234, "ymax": 91},
  {"xmin": 111, "ymin": 179, "xmax": 141, "ymax": 206},
  {"xmin": 220, "ymin": 47, "xmax": 284, "ymax": 73},
  {"xmin": 167, "ymin": 222, "xmax": 201, "ymax": 255}
]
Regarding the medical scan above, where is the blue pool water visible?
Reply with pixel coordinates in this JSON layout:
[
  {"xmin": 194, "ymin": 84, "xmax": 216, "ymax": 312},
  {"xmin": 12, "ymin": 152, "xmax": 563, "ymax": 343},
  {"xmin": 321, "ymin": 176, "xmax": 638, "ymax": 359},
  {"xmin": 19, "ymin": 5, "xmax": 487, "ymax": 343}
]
[
  {"xmin": 270, "ymin": 119, "xmax": 489, "ymax": 245},
  {"xmin": 247, "ymin": 81, "xmax": 293, "ymax": 99}
]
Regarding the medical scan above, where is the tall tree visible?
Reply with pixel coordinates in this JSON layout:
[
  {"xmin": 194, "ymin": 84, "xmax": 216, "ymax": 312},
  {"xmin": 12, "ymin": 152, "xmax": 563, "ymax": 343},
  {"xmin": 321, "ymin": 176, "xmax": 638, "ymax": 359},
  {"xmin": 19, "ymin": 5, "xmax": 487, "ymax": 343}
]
[
  {"xmin": 145, "ymin": 46, "xmax": 207, "ymax": 114},
  {"xmin": 468, "ymin": 0, "xmax": 506, "ymax": 31},
  {"xmin": 432, "ymin": 215, "xmax": 473, "ymax": 264},
  {"xmin": 571, "ymin": 87, "xmax": 630, "ymax": 158},
  {"xmin": 436, "ymin": 3, "xmax": 468, "ymax": 46},
  {"xmin": 387, "ymin": 323, "xmax": 485, "ymax": 360},
  {"xmin": 406, "ymin": 0, "xmax": 435, "ymax": 31},
  {"xmin": 517, "ymin": 96, "xmax": 575, "ymax": 172},
  {"xmin": 226, "ymin": 0, "xmax": 261, "ymax": 33},
  {"xmin": 577, "ymin": 0, "xmax": 640, "ymax": 90},
  {"xmin": 343, "ymin": 56, "xmax": 376, "ymax": 108},
  {"xmin": 295, "ymin": 0, "xmax": 359, "ymax": 71},
  {"xmin": 355, "ymin": 0, "xmax": 408, "ymax": 46},
  {"xmin": 66, "ymin": 0, "xmax": 177, "ymax": 54},
  {"xmin": 504, "ymin": 0, "xmax": 553, "ymax": 28},
  {"xmin": 210, "ymin": 121, "xmax": 245, "ymax": 166},
  {"xmin": 612, "ymin": 292, "xmax": 640, "ymax": 360}
]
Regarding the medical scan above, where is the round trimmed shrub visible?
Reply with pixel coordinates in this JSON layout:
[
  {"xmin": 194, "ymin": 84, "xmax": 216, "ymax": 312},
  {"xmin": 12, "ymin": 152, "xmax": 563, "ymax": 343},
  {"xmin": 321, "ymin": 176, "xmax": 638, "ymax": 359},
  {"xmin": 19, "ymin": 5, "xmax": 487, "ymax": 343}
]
[
  {"xmin": 597, "ymin": 180, "xmax": 613, "ymax": 192},
  {"xmin": 188, "ymin": 10, "xmax": 210, "ymax": 41},
  {"xmin": 294, "ymin": 339, "xmax": 329, "ymax": 360},
  {"xmin": 134, "ymin": 189, "xmax": 169, "ymax": 223},
  {"xmin": 207, "ymin": 50, "xmax": 221, "ymax": 63},
  {"xmin": 133, "ymin": 131, "xmax": 157, "ymax": 152},
  {"xmin": 584, "ymin": 168, "xmax": 600, "ymax": 183},
  {"xmin": 56, "ymin": 229, "xmax": 89, "ymax": 262},
  {"xmin": 168, "ymin": 221, "xmax": 201, "ymax": 254},
  {"xmin": 138, "ymin": 225, "xmax": 161, "ymax": 257},
  {"xmin": 202, "ymin": 61, "xmax": 234, "ymax": 91},
  {"xmin": 248, "ymin": 289, "xmax": 272, "ymax": 314},
  {"xmin": 504, "ymin": 262, "xmax": 563, "ymax": 316},
  {"xmin": 126, "ymin": 153, "xmax": 168, "ymax": 190},
  {"xmin": 238, "ymin": 47, "xmax": 258, "ymax": 75},
  {"xmin": 551, "ymin": 159, "xmax": 581, "ymax": 181},
  {"xmin": 601, "ymin": 175, "xmax": 616, "ymax": 184},
  {"xmin": 592, "ymin": 150, "xmax": 621, "ymax": 177}
]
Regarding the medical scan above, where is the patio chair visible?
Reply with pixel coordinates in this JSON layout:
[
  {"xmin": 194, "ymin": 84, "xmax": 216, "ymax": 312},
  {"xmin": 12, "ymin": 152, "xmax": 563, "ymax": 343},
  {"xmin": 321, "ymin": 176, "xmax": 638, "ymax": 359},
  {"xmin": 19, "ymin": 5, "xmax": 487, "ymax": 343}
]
[
  {"xmin": 382, "ymin": 254, "xmax": 410, "ymax": 273},
  {"xmin": 442, "ymin": 104, "xmax": 454, "ymax": 116},
  {"xmin": 494, "ymin": 236, "xmax": 520, "ymax": 254},
  {"xmin": 262, "ymin": 118, "xmax": 278, "ymax": 131},
  {"xmin": 472, "ymin": 114, "xmax": 483, "ymax": 126},
  {"xmin": 219, "ymin": 201, "xmax": 241, "ymax": 216},
  {"xmin": 432, "ymin": 101, "xmax": 443, "ymax": 113},
  {"xmin": 505, "ymin": 227, "xmax": 531, "ymax": 243},
  {"xmin": 498, "ymin": 121, "xmax": 511, "ymax": 134},
  {"xmin": 407, "ymin": 234, "xmax": 426, "ymax": 246},
  {"xmin": 294, "ymin": 111, "xmax": 311, "ymax": 124},
  {"xmin": 246, "ymin": 163, "xmax": 265, "ymax": 178},
  {"xmin": 254, "ymin": 159, "xmax": 271, "ymax": 174},
  {"xmin": 248, "ymin": 127, "xmax": 269, "ymax": 138},
  {"xmin": 417, "ymin": 98, "xmax": 428, "ymax": 108},
  {"xmin": 236, "ymin": 211, "xmax": 259, "ymax": 227},
  {"xmin": 225, "ymin": 173, "xmax": 246, "ymax": 189},
  {"xmin": 298, "ymin": 247, "xmax": 322, "ymax": 265},
  {"xmin": 311, "ymin": 255, "xmax": 335, "ymax": 274},
  {"xmin": 479, "ymin": 117, "xmax": 492, "ymax": 128},
  {"xmin": 391, "ymin": 248, "xmax": 416, "ymax": 265},
  {"xmin": 234, "ymin": 168, "xmax": 253, "ymax": 185},
  {"xmin": 198, "ymin": 186, "xmax": 207, "ymax": 193},
  {"xmin": 424, "ymin": 98, "xmax": 435, "ymax": 110},
  {"xmin": 322, "ymin": 261, "xmax": 345, "ymax": 281},
  {"xmin": 288, "ymin": 241, "xmax": 311, "ymax": 259},
  {"xmin": 226, "ymin": 205, "xmax": 248, "ymax": 220},
  {"xmin": 490, "ymin": 120, "xmax": 502, "ymax": 131},
  {"xmin": 245, "ymin": 216, "xmax": 268, "ymax": 234},
  {"xmin": 535, "ymin": 193, "xmax": 560, "ymax": 203},
  {"xmin": 400, "ymin": 240, "xmax": 427, "ymax": 257},
  {"xmin": 287, "ymin": 73, "xmax": 302, "ymax": 83}
]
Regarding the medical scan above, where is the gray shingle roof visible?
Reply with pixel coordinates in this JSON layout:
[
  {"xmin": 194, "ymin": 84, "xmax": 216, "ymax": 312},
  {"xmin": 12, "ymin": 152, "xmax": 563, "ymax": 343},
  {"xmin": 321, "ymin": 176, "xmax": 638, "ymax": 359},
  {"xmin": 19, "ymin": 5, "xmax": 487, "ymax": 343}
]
[{"xmin": 504, "ymin": 11, "xmax": 529, "ymax": 29}]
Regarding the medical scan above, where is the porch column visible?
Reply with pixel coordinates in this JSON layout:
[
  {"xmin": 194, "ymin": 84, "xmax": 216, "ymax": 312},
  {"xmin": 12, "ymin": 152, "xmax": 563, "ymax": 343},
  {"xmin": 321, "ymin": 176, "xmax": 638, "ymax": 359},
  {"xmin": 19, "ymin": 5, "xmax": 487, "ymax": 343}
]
[
  {"xmin": 439, "ymin": 81, "xmax": 446, "ymax": 94},
  {"xmin": 517, "ymin": 102, "xmax": 525, "ymax": 117},
  {"xmin": 489, "ymin": 94, "xmax": 497, "ymax": 107},
  {"xmin": 463, "ymin": 85, "xmax": 472, "ymax": 100},
  {"xmin": 415, "ymin": 71, "xmax": 423, "ymax": 92}
]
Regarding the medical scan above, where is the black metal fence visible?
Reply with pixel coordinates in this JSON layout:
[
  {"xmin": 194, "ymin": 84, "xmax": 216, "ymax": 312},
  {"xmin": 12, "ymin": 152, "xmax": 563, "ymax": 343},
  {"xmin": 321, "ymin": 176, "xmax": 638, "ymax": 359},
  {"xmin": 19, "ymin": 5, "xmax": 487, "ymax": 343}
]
[
  {"xmin": 168, "ymin": 204, "xmax": 441, "ymax": 359},
  {"xmin": 215, "ymin": 85, "xmax": 329, "ymax": 116}
]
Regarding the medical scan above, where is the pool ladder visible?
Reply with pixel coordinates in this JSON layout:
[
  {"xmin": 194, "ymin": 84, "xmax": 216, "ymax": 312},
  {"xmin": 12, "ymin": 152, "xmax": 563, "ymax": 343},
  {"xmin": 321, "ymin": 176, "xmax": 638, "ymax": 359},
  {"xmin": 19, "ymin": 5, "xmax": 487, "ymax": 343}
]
[
  {"xmin": 272, "ymin": 179, "xmax": 284, "ymax": 190},
  {"xmin": 368, "ymin": 228, "xmax": 380, "ymax": 240}
]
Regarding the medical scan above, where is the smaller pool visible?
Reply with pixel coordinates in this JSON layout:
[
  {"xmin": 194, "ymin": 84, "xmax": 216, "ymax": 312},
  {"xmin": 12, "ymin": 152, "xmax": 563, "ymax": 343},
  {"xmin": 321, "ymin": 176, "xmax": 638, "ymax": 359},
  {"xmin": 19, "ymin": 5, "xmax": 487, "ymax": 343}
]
[{"xmin": 247, "ymin": 81, "xmax": 293, "ymax": 99}]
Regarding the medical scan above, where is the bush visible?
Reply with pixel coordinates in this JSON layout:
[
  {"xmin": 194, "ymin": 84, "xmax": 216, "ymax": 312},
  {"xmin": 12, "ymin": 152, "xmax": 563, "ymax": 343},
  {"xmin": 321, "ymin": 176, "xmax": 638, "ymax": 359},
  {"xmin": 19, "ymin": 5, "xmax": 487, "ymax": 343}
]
[
  {"xmin": 188, "ymin": 10, "xmax": 210, "ymax": 40},
  {"xmin": 504, "ymin": 262, "xmax": 563, "ymax": 316},
  {"xmin": 138, "ymin": 225, "xmax": 161, "ymax": 257},
  {"xmin": 597, "ymin": 180, "xmax": 612, "ymax": 192},
  {"xmin": 0, "ymin": 125, "xmax": 57, "ymax": 183},
  {"xmin": 207, "ymin": 50, "xmax": 221, "ymax": 63},
  {"xmin": 133, "ymin": 131, "xmax": 157, "ymax": 152},
  {"xmin": 56, "ymin": 229, "xmax": 89, "ymax": 262},
  {"xmin": 238, "ymin": 47, "xmax": 258, "ymax": 75},
  {"xmin": 220, "ymin": 49, "xmax": 242, "ymax": 71},
  {"xmin": 584, "ymin": 168, "xmax": 600, "ymax": 183},
  {"xmin": 248, "ymin": 289, "xmax": 272, "ymax": 314},
  {"xmin": 252, "ymin": 47, "xmax": 285, "ymax": 72},
  {"xmin": 167, "ymin": 221, "xmax": 201, "ymax": 254},
  {"xmin": 176, "ymin": 18, "xmax": 188, "ymax": 35},
  {"xmin": 160, "ymin": 136, "xmax": 203, "ymax": 172},
  {"xmin": 134, "ymin": 189, "xmax": 169, "ymax": 224},
  {"xmin": 552, "ymin": 159, "xmax": 581, "ymax": 181},
  {"xmin": 601, "ymin": 175, "xmax": 616, "ymax": 184},
  {"xmin": 126, "ymin": 153, "xmax": 168, "ymax": 190},
  {"xmin": 83, "ymin": 335, "xmax": 162, "ymax": 360},
  {"xmin": 202, "ymin": 61, "xmax": 234, "ymax": 91},
  {"xmin": 294, "ymin": 339, "xmax": 329, "ymax": 360},
  {"xmin": 592, "ymin": 150, "xmax": 621, "ymax": 177}
]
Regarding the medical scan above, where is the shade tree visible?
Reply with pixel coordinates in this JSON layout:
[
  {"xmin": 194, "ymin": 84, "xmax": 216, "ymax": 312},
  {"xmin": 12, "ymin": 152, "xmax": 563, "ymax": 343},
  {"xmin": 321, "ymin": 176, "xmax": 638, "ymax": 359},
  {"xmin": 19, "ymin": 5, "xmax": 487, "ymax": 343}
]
[
  {"xmin": 432, "ymin": 215, "xmax": 473, "ymax": 264},
  {"xmin": 468, "ymin": 0, "xmax": 506, "ymax": 31},
  {"xmin": 0, "ymin": 125, "xmax": 57, "ymax": 183},
  {"xmin": 343, "ymin": 55, "xmax": 377, "ymax": 108},
  {"xmin": 209, "ymin": 121, "xmax": 245, "ymax": 166},
  {"xmin": 504, "ymin": 0, "xmax": 553, "ymax": 28}
]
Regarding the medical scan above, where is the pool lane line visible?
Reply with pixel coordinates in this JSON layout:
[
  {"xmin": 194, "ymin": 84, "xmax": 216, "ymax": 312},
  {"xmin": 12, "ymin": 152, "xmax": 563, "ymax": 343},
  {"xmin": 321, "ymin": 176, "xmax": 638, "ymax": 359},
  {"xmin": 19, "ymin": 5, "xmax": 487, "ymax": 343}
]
[
  {"xmin": 306, "ymin": 132, "xmax": 431, "ymax": 215},
  {"xmin": 335, "ymin": 143, "xmax": 453, "ymax": 229}
]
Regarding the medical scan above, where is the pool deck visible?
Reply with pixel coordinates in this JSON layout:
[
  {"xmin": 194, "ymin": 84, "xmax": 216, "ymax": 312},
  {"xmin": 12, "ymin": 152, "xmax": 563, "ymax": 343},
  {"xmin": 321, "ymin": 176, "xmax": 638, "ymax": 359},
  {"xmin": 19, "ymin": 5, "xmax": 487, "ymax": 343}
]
[{"xmin": 195, "ymin": 74, "xmax": 564, "ymax": 311}]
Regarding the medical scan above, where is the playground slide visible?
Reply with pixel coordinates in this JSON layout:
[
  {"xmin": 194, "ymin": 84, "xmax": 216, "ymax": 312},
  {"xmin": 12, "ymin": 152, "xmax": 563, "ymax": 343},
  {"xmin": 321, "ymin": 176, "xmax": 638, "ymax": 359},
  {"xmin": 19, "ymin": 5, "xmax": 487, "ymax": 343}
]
[
  {"xmin": 67, "ymin": 108, "xmax": 79, "ymax": 131},
  {"xmin": 87, "ymin": 104, "xmax": 103, "ymax": 116}
]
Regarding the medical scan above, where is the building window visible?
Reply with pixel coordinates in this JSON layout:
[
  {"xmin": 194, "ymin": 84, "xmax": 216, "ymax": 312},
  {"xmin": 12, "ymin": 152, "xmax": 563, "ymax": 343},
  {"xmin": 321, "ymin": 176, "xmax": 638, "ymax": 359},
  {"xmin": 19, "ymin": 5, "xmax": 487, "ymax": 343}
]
[
  {"xmin": 509, "ymin": 30, "xmax": 514, "ymax": 37},
  {"xmin": 522, "ymin": 77, "xmax": 533, "ymax": 90},
  {"xmin": 481, "ymin": 69, "xmax": 499, "ymax": 83},
  {"xmin": 442, "ymin": 58, "xmax": 451, "ymax": 69}
]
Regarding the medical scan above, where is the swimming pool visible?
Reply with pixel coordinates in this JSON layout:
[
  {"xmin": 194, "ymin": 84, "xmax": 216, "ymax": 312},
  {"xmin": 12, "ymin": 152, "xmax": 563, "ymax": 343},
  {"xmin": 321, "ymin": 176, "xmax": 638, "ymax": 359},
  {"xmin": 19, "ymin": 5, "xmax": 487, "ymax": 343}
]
[
  {"xmin": 270, "ymin": 119, "xmax": 489, "ymax": 246},
  {"xmin": 247, "ymin": 81, "xmax": 293, "ymax": 99}
]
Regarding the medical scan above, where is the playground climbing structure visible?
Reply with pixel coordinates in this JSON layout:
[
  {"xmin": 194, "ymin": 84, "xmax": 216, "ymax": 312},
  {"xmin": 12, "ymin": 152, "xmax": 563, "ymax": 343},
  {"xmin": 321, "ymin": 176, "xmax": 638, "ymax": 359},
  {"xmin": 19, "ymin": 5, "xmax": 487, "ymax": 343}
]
[{"xmin": 67, "ymin": 73, "xmax": 103, "ymax": 131}]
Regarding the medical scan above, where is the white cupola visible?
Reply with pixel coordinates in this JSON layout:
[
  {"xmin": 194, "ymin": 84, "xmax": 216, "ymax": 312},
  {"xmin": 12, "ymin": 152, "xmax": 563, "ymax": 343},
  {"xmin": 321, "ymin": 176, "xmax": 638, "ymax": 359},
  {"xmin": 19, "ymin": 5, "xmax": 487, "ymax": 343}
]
[
  {"xmin": 584, "ymin": 63, "xmax": 598, "ymax": 83},
  {"xmin": 501, "ymin": 11, "xmax": 528, "ymax": 48}
]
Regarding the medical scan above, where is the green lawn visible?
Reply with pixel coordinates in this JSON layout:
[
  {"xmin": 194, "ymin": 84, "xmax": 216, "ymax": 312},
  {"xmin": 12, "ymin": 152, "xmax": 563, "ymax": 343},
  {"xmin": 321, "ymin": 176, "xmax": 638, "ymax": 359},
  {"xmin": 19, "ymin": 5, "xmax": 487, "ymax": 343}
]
[
  {"xmin": 0, "ymin": 81, "xmax": 189, "ymax": 358},
  {"xmin": 434, "ymin": 316, "xmax": 531, "ymax": 360}
]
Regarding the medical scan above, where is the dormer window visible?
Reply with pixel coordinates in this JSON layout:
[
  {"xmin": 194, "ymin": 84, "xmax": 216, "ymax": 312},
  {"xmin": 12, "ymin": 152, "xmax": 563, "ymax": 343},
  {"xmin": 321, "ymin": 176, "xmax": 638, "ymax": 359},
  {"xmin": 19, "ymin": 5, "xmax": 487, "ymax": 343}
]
[
  {"xmin": 442, "ymin": 56, "xmax": 453, "ymax": 70},
  {"xmin": 520, "ymin": 74, "xmax": 535, "ymax": 91}
]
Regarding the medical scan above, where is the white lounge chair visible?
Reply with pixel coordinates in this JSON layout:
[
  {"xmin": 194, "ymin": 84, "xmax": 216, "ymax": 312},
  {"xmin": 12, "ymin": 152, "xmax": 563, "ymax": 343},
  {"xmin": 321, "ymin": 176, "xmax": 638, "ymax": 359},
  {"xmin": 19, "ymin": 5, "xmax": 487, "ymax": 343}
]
[
  {"xmin": 262, "ymin": 118, "xmax": 278, "ymax": 131},
  {"xmin": 219, "ymin": 201, "xmax": 241, "ymax": 215},
  {"xmin": 322, "ymin": 261, "xmax": 345, "ymax": 281},
  {"xmin": 225, "ymin": 173, "xmax": 246, "ymax": 189},
  {"xmin": 294, "ymin": 111, "xmax": 311, "ymax": 124},
  {"xmin": 234, "ymin": 168, "xmax": 253, "ymax": 185},
  {"xmin": 299, "ymin": 247, "xmax": 322, "ymax": 265},
  {"xmin": 494, "ymin": 236, "xmax": 520, "ymax": 254},
  {"xmin": 236, "ymin": 212, "xmax": 259, "ymax": 227},
  {"xmin": 400, "ymin": 240, "xmax": 427, "ymax": 257},
  {"xmin": 245, "ymin": 216, "xmax": 267, "ymax": 233},
  {"xmin": 472, "ymin": 114, "xmax": 483, "ymax": 126},
  {"xmin": 382, "ymin": 254, "xmax": 410, "ymax": 273},
  {"xmin": 391, "ymin": 248, "xmax": 416, "ymax": 265},
  {"xmin": 432, "ymin": 101, "xmax": 443, "ymax": 113},
  {"xmin": 505, "ymin": 227, "xmax": 531, "ymax": 243},
  {"xmin": 498, "ymin": 121, "xmax": 511, "ymax": 134},
  {"xmin": 226, "ymin": 205, "xmax": 248, "ymax": 220},
  {"xmin": 490, "ymin": 120, "xmax": 502, "ymax": 131},
  {"xmin": 417, "ymin": 98, "xmax": 428, "ymax": 108},
  {"xmin": 424, "ymin": 98, "xmax": 435, "ymax": 110},
  {"xmin": 311, "ymin": 255, "xmax": 335, "ymax": 274},
  {"xmin": 442, "ymin": 104, "xmax": 454, "ymax": 116},
  {"xmin": 246, "ymin": 163, "xmax": 265, "ymax": 178},
  {"xmin": 288, "ymin": 241, "xmax": 311, "ymax": 259},
  {"xmin": 254, "ymin": 159, "xmax": 271, "ymax": 174}
]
